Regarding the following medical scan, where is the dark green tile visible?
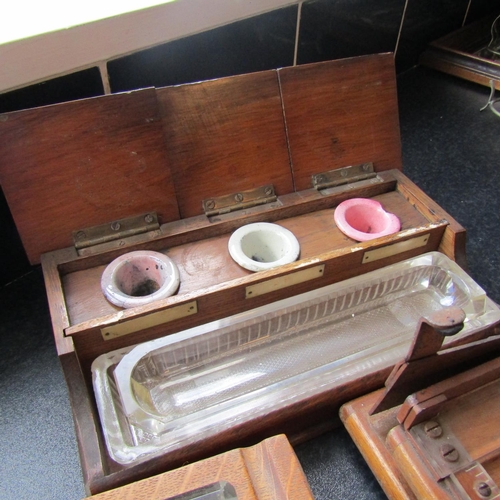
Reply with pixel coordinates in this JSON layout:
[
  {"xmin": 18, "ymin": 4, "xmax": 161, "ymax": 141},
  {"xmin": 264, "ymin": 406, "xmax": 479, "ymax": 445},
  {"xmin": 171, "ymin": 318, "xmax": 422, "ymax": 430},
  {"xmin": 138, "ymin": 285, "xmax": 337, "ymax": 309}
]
[{"xmin": 108, "ymin": 6, "xmax": 297, "ymax": 92}]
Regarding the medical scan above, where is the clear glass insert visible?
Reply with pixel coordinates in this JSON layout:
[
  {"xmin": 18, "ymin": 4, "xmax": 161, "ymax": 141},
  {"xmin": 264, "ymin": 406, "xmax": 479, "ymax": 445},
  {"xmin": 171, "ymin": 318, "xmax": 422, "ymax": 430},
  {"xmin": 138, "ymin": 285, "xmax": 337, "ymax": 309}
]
[{"xmin": 92, "ymin": 252, "xmax": 500, "ymax": 465}]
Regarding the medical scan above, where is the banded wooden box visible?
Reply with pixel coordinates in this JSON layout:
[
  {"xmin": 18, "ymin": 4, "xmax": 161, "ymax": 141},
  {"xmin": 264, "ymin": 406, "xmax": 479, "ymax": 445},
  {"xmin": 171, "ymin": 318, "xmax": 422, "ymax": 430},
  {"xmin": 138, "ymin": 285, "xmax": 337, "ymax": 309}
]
[
  {"xmin": 0, "ymin": 54, "xmax": 469, "ymax": 495},
  {"xmin": 341, "ymin": 308, "xmax": 500, "ymax": 499}
]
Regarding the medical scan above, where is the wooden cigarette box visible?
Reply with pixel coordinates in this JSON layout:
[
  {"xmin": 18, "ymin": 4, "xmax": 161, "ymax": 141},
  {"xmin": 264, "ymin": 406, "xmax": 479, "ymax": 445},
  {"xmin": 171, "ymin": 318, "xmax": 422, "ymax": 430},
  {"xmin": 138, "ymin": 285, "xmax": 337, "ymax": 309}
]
[
  {"xmin": 0, "ymin": 53, "xmax": 476, "ymax": 495},
  {"xmin": 340, "ymin": 308, "xmax": 500, "ymax": 499}
]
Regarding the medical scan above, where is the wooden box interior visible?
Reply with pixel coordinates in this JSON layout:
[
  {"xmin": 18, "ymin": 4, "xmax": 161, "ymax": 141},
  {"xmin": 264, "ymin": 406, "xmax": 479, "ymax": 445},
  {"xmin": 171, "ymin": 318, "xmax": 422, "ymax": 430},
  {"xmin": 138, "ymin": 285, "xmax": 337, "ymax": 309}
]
[{"xmin": 0, "ymin": 53, "xmax": 468, "ymax": 494}]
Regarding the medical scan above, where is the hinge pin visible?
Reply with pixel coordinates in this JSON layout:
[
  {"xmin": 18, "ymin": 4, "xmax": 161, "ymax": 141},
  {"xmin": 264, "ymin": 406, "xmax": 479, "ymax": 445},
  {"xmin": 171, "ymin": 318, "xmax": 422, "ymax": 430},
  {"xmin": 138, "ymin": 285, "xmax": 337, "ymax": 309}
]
[{"xmin": 312, "ymin": 162, "xmax": 376, "ymax": 190}]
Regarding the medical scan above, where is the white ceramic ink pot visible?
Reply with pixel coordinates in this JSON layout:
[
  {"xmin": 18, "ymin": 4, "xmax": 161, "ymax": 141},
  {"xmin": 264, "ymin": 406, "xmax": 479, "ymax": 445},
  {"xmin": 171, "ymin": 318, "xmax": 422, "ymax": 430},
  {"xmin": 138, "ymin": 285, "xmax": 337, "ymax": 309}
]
[
  {"xmin": 228, "ymin": 222, "xmax": 300, "ymax": 272},
  {"xmin": 101, "ymin": 250, "xmax": 180, "ymax": 309}
]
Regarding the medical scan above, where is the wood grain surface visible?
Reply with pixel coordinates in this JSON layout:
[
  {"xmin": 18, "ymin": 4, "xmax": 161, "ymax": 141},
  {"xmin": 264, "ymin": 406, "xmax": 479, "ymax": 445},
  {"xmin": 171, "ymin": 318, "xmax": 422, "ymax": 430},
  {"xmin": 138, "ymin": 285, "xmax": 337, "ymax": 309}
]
[
  {"xmin": 88, "ymin": 435, "xmax": 314, "ymax": 500},
  {"xmin": 0, "ymin": 88, "xmax": 180, "ymax": 264},
  {"xmin": 279, "ymin": 53, "xmax": 402, "ymax": 192},
  {"xmin": 157, "ymin": 70, "xmax": 293, "ymax": 219},
  {"xmin": 341, "ymin": 337, "xmax": 500, "ymax": 499}
]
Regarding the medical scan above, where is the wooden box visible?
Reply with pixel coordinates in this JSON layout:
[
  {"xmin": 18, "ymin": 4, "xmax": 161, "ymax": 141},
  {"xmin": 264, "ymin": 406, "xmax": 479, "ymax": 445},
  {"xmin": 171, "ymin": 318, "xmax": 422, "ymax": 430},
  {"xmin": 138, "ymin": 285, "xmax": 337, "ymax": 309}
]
[
  {"xmin": 420, "ymin": 12, "xmax": 500, "ymax": 91},
  {"xmin": 0, "ymin": 53, "xmax": 470, "ymax": 495},
  {"xmin": 341, "ymin": 307, "xmax": 500, "ymax": 499},
  {"xmin": 88, "ymin": 434, "xmax": 314, "ymax": 500}
]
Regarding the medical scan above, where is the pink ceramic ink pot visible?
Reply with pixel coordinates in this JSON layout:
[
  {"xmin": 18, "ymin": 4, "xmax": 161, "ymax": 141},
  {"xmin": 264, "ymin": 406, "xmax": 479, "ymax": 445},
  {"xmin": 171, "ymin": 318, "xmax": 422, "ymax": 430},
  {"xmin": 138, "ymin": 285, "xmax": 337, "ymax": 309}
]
[
  {"xmin": 334, "ymin": 198, "xmax": 400, "ymax": 242},
  {"xmin": 101, "ymin": 250, "xmax": 180, "ymax": 309}
]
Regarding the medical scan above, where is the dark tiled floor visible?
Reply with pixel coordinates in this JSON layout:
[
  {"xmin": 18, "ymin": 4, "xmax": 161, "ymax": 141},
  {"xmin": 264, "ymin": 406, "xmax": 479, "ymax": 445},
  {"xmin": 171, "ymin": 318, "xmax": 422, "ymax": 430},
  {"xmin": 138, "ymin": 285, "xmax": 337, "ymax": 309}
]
[{"xmin": 1, "ymin": 65, "xmax": 499, "ymax": 499}]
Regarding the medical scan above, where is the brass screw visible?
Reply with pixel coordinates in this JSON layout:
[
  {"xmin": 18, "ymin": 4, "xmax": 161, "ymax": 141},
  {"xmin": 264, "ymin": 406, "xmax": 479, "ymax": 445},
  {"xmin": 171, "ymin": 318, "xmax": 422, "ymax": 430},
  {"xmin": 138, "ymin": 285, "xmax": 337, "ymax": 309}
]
[
  {"xmin": 144, "ymin": 214, "xmax": 154, "ymax": 224},
  {"xmin": 424, "ymin": 421, "xmax": 443, "ymax": 439},
  {"xmin": 234, "ymin": 193, "xmax": 243, "ymax": 202},
  {"xmin": 205, "ymin": 200, "xmax": 215, "ymax": 210},
  {"xmin": 362, "ymin": 163, "xmax": 371, "ymax": 172},
  {"xmin": 440, "ymin": 443, "xmax": 459, "ymax": 463},
  {"xmin": 477, "ymin": 482, "xmax": 492, "ymax": 497},
  {"xmin": 75, "ymin": 231, "xmax": 86, "ymax": 240},
  {"xmin": 111, "ymin": 221, "xmax": 121, "ymax": 231},
  {"xmin": 264, "ymin": 186, "xmax": 274, "ymax": 196},
  {"xmin": 341, "ymin": 170, "xmax": 348, "ymax": 177}
]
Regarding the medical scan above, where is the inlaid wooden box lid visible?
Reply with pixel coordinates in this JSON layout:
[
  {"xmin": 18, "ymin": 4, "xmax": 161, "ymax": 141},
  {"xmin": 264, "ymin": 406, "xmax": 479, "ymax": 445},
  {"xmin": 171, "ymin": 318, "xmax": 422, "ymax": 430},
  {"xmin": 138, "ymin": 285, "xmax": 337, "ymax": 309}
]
[{"xmin": 0, "ymin": 53, "xmax": 402, "ymax": 265}]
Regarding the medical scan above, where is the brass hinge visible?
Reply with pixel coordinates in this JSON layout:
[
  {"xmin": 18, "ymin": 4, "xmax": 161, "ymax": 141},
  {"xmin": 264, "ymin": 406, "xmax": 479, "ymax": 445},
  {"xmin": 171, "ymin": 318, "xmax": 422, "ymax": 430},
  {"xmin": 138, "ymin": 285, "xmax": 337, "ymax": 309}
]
[
  {"xmin": 409, "ymin": 419, "xmax": 500, "ymax": 497},
  {"xmin": 312, "ymin": 162, "xmax": 376, "ymax": 190},
  {"xmin": 73, "ymin": 212, "xmax": 160, "ymax": 250},
  {"xmin": 202, "ymin": 184, "xmax": 277, "ymax": 217}
]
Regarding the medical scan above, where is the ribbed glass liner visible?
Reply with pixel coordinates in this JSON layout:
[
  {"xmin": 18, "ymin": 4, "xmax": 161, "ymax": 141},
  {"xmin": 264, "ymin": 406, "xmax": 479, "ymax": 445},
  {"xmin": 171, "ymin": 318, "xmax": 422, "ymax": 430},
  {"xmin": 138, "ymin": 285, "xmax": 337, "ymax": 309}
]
[{"xmin": 92, "ymin": 252, "xmax": 499, "ymax": 465}]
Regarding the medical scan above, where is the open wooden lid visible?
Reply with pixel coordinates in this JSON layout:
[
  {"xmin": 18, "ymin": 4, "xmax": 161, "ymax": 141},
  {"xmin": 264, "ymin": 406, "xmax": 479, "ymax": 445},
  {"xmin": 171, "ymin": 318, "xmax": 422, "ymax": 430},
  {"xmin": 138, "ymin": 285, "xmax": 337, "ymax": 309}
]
[
  {"xmin": 0, "ymin": 53, "xmax": 402, "ymax": 264},
  {"xmin": 0, "ymin": 88, "xmax": 180, "ymax": 264},
  {"xmin": 279, "ymin": 53, "xmax": 402, "ymax": 191}
]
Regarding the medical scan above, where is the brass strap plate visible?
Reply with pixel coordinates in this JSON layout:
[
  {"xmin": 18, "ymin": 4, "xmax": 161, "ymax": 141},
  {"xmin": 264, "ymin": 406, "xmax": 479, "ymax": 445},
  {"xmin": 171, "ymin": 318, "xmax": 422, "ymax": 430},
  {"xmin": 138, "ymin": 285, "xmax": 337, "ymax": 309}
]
[
  {"xmin": 101, "ymin": 301, "xmax": 197, "ymax": 340},
  {"xmin": 312, "ymin": 162, "xmax": 376, "ymax": 190},
  {"xmin": 362, "ymin": 234, "xmax": 430, "ymax": 264},
  {"xmin": 452, "ymin": 463, "xmax": 500, "ymax": 499},
  {"xmin": 409, "ymin": 418, "xmax": 472, "ymax": 481},
  {"xmin": 203, "ymin": 184, "xmax": 277, "ymax": 217},
  {"xmin": 73, "ymin": 212, "xmax": 159, "ymax": 249},
  {"xmin": 245, "ymin": 265, "xmax": 325, "ymax": 298},
  {"xmin": 409, "ymin": 419, "xmax": 500, "ymax": 499}
]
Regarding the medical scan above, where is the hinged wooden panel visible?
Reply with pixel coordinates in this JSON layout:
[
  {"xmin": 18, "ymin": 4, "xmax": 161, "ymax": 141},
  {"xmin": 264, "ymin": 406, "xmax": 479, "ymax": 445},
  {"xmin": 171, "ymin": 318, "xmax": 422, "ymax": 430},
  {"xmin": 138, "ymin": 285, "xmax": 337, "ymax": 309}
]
[
  {"xmin": 0, "ymin": 88, "xmax": 180, "ymax": 264},
  {"xmin": 279, "ymin": 53, "xmax": 403, "ymax": 192},
  {"xmin": 157, "ymin": 70, "xmax": 294, "ymax": 219}
]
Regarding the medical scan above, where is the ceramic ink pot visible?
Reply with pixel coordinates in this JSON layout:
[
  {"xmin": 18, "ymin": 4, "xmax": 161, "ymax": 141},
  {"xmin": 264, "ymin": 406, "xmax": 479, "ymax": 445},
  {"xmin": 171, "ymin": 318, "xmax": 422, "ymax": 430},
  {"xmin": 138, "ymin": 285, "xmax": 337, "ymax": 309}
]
[
  {"xmin": 228, "ymin": 222, "xmax": 300, "ymax": 272},
  {"xmin": 334, "ymin": 198, "xmax": 400, "ymax": 242},
  {"xmin": 101, "ymin": 250, "xmax": 180, "ymax": 308}
]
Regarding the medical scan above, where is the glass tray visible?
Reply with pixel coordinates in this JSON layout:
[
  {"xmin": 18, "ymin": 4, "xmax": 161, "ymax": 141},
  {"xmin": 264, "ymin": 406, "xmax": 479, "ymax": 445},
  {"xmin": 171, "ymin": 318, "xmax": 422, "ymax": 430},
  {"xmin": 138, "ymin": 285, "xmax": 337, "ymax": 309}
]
[{"xmin": 92, "ymin": 252, "xmax": 500, "ymax": 465}]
